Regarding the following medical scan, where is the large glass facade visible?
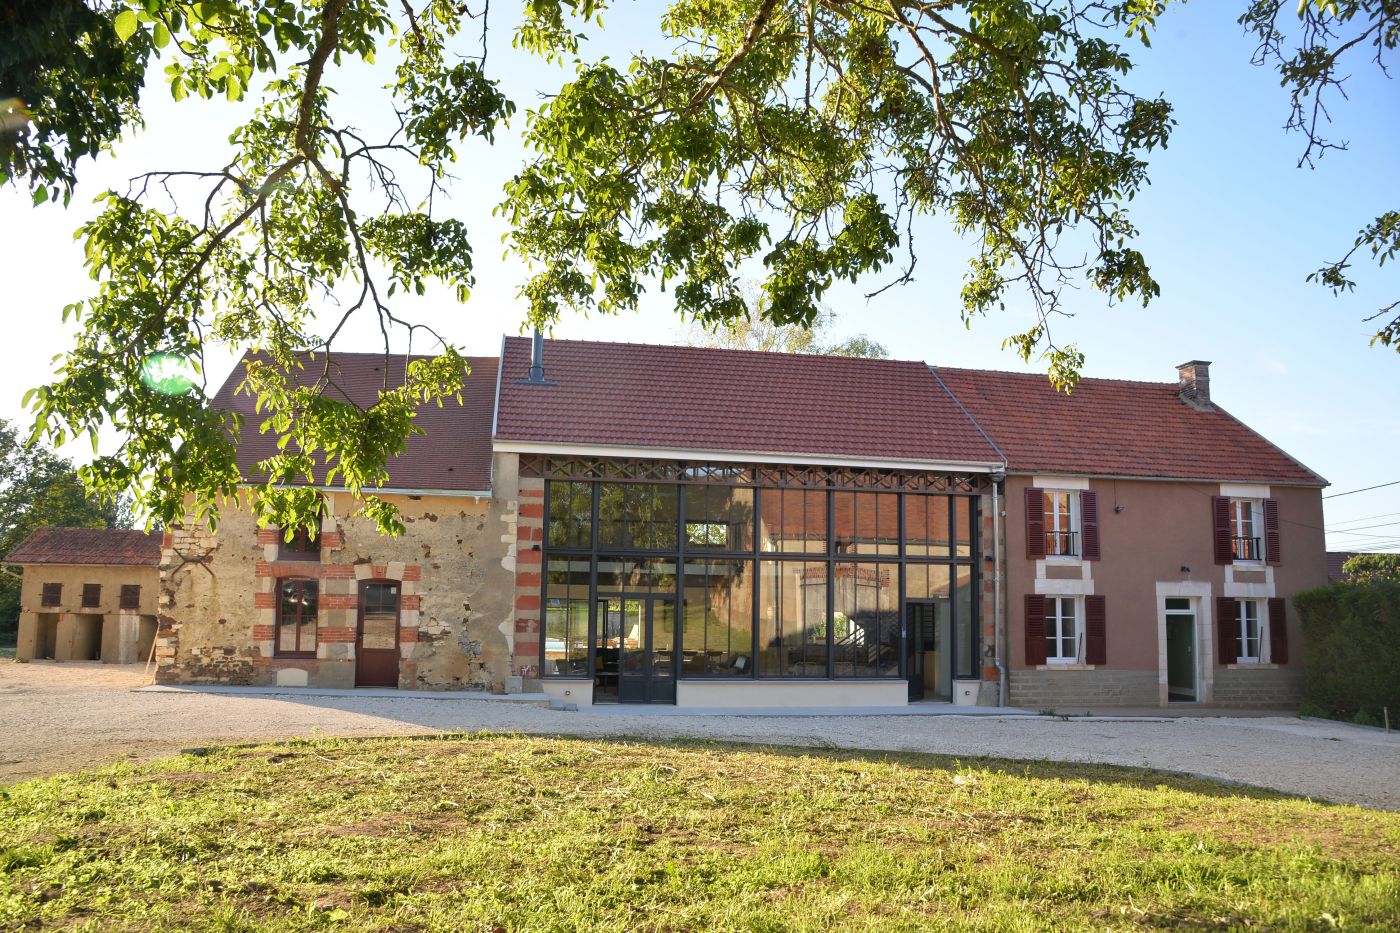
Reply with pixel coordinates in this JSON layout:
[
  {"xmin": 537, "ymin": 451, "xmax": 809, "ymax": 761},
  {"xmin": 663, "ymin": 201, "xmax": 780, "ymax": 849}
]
[{"xmin": 537, "ymin": 460, "xmax": 981, "ymax": 697}]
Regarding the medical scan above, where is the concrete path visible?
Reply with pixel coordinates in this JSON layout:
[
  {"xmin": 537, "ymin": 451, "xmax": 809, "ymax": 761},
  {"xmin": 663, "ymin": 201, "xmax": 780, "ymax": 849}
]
[{"xmin": 4, "ymin": 660, "xmax": 1398, "ymax": 810}]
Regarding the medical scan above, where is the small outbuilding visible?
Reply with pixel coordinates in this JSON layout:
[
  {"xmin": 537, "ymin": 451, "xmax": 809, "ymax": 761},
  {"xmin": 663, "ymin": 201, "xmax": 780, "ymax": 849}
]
[{"xmin": 8, "ymin": 528, "xmax": 161, "ymax": 664}]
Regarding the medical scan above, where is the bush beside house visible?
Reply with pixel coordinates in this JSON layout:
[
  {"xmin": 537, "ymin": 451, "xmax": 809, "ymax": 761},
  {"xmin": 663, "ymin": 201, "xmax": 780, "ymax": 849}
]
[{"xmin": 1294, "ymin": 580, "xmax": 1400, "ymax": 726}]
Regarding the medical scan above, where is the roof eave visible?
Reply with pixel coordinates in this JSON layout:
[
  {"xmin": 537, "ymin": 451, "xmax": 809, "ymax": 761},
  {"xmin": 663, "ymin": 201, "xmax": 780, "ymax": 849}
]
[{"xmin": 492, "ymin": 439, "xmax": 1003, "ymax": 474}]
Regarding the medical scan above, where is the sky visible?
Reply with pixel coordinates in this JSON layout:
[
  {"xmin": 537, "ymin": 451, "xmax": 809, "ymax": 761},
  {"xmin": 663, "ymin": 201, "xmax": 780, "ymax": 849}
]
[{"xmin": 0, "ymin": 2, "xmax": 1397, "ymax": 551}]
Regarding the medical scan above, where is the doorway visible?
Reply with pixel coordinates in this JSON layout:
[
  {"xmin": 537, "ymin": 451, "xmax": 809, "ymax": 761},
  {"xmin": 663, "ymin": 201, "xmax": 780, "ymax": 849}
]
[
  {"xmin": 1165, "ymin": 597, "xmax": 1197, "ymax": 702},
  {"xmin": 595, "ymin": 595, "xmax": 676, "ymax": 704},
  {"xmin": 355, "ymin": 581, "xmax": 401, "ymax": 688},
  {"xmin": 906, "ymin": 600, "xmax": 952, "ymax": 701}
]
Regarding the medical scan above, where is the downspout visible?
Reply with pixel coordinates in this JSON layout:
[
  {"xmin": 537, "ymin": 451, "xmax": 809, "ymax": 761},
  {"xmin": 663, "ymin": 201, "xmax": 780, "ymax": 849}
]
[{"xmin": 992, "ymin": 474, "xmax": 1007, "ymax": 707}]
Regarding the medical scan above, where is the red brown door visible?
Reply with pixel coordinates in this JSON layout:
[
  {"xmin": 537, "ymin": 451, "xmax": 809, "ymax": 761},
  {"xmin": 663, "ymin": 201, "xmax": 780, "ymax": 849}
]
[{"xmin": 356, "ymin": 580, "xmax": 401, "ymax": 688}]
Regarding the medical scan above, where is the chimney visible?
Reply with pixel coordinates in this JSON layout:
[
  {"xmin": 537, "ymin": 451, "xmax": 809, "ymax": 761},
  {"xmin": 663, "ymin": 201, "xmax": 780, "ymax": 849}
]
[
  {"xmin": 1176, "ymin": 360, "xmax": 1212, "ymax": 410},
  {"xmin": 517, "ymin": 328, "xmax": 557, "ymax": 386}
]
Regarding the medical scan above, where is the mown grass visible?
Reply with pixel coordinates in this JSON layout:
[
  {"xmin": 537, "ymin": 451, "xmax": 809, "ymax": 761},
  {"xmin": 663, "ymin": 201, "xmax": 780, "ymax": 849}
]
[{"xmin": 1, "ymin": 734, "xmax": 1397, "ymax": 931}]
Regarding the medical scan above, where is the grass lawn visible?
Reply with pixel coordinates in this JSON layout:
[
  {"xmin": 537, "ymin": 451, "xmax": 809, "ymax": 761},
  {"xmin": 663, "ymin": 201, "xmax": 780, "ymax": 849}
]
[{"xmin": 1, "ymin": 735, "xmax": 1397, "ymax": 931}]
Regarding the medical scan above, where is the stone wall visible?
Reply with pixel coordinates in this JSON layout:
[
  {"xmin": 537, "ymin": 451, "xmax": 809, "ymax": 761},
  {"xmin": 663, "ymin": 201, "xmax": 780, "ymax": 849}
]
[
  {"xmin": 1008, "ymin": 669, "xmax": 1160, "ymax": 709},
  {"xmin": 1213, "ymin": 666, "xmax": 1304, "ymax": 709},
  {"xmin": 158, "ymin": 477, "xmax": 517, "ymax": 691},
  {"xmin": 15, "ymin": 563, "xmax": 159, "ymax": 663}
]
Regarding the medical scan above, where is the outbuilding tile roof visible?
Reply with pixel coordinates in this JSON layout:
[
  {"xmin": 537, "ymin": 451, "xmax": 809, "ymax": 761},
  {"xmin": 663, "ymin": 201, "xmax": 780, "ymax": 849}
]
[
  {"xmin": 211, "ymin": 351, "xmax": 499, "ymax": 492},
  {"xmin": 932, "ymin": 367, "xmax": 1326, "ymax": 486},
  {"xmin": 494, "ymin": 337, "xmax": 1004, "ymax": 467},
  {"xmin": 5, "ymin": 527, "xmax": 162, "ymax": 566}
]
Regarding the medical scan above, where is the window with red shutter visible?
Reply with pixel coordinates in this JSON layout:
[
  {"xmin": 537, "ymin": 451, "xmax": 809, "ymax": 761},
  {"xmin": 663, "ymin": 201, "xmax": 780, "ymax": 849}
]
[
  {"xmin": 1024, "ymin": 487, "xmax": 1045, "ymax": 560},
  {"xmin": 1080, "ymin": 491, "xmax": 1101, "ymax": 561},
  {"xmin": 1211, "ymin": 497, "xmax": 1233, "ymax": 564},
  {"xmin": 1263, "ymin": 499, "xmax": 1281, "ymax": 565},
  {"xmin": 1084, "ymin": 595, "xmax": 1106, "ymax": 665},
  {"xmin": 1267, "ymin": 597, "xmax": 1288, "ymax": 663},
  {"xmin": 1023, "ymin": 594, "xmax": 1047, "ymax": 665},
  {"xmin": 1215, "ymin": 596, "xmax": 1236, "ymax": 664}
]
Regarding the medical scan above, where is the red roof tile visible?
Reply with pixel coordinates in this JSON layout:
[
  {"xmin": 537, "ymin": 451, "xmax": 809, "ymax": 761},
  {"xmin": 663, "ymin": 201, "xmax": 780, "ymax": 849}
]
[
  {"xmin": 211, "ymin": 351, "xmax": 499, "ymax": 492},
  {"xmin": 494, "ymin": 337, "xmax": 1003, "ymax": 467},
  {"xmin": 932, "ymin": 367, "xmax": 1325, "ymax": 485},
  {"xmin": 5, "ymin": 527, "xmax": 161, "ymax": 566}
]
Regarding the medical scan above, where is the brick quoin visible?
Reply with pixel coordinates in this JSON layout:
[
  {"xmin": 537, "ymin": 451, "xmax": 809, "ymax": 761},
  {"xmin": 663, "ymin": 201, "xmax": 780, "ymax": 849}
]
[
  {"xmin": 253, "ymin": 592, "xmax": 275, "ymax": 609},
  {"xmin": 162, "ymin": 531, "xmax": 174, "ymax": 548},
  {"xmin": 319, "ymin": 628, "xmax": 356, "ymax": 642},
  {"xmin": 515, "ymin": 594, "xmax": 540, "ymax": 611},
  {"xmin": 402, "ymin": 565, "xmax": 422, "ymax": 581},
  {"xmin": 256, "ymin": 529, "xmax": 279, "ymax": 545},
  {"xmin": 254, "ymin": 561, "xmax": 272, "ymax": 577},
  {"xmin": 514, "ymin": 639, "xmax": 540, "ymax": 658},
  {"xmin": 401, "ymin": 594, "xmax": 421, "ymax": 610},
  {"xmin": 400, "ymin": 628, "xmax": 419, "ymax": 643},
  {"xmin": 519, "ymin": 487, "xmax": 544, "ymax": 499},
  {"xmin": 321, "ymin": 564, "xmax": 355, "ymax": 579},
  {"xmin": 320, "ymin": 531, "xmax": 345, "ymax": 548},
  {"xmin": 518, "ymin": 502, "xmax": 545, "ymax": 519},
  {"xmin": 252, "ymin": 625, "xmax": 275, "ymax": 639},
  {"xmin": 515, "ymin": 571, "xmax": 541, "ymax": 588},
  {"xmin": 322, "ymin": 595, "xmax": 358, "ymax": 610},
  {"xmin": 514, "ymin": 617, "xmax": 540, "ymax": 634},
  {"xmin": 516, "ymin": 549, "xmax": 542, "ymax": 566}
]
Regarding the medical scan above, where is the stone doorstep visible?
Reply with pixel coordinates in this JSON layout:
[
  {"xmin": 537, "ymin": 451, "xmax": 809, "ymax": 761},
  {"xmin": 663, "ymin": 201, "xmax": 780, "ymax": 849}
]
[{"xmin": 134, "ymin": 684, "xmax": 551, "ymax": 706}]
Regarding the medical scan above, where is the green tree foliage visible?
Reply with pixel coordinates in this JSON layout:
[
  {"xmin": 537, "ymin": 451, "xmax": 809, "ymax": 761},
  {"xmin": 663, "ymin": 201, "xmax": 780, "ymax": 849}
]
[
  {"xmin": 0, "ymin": 2, "xmax": 1390, "ymax": 538},
  {"xmin": 0, "ymin": 419, "xmax": 133, "ymax": 638},
  {"xmin": 1342, "ymin": 552, "xmax": 1400, "ymax": 584}
]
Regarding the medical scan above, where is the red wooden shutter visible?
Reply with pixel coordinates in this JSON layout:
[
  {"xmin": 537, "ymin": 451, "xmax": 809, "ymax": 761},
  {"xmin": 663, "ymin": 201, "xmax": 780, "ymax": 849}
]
[
  {"xmin": 1024, "ymin": 594, "xmax": 1047, "ymax": 666},
  {"xmin": 1211, "ymin": 496, "xmax": 1233, "ymax": 564},
  {"xmin": 1024, "ymin": 487, "xmax": 1045, "ymax": 559},
  {"xmin": 1267, "ymin": 597, "xmax": 1288, "ymax": 664},
  {"xmin": 1216, "ymin": 596, "xmax": 1237, "ymax": 664},
  {"xmin": 1080, "ymin": 490, "xmax": 1101, "ymax": 561},
  {"xmin": 1263, "ymin": 499, "xmax": 1281, "ymax": 565},
  {"xmin": 1084, "ymin": 595, "xmax": 1107, "ymax": 665}
]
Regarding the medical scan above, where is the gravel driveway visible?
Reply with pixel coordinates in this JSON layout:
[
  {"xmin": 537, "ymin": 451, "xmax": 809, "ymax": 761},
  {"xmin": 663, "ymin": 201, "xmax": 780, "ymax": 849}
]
[{"xmin": 4, "ymin": 660, "xmax": 1398, "ymax": 810}]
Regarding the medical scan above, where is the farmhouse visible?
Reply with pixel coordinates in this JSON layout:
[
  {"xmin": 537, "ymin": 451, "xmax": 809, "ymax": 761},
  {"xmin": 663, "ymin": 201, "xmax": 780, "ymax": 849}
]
[{"xmin": 13, "ymin": 337, "xmax": 1328, "ymax": 708}]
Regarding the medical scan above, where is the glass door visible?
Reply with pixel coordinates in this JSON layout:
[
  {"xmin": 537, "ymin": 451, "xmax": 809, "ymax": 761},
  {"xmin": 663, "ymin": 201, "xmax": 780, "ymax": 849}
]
[{"xmin": 598, "ymin": 595, "xmax": 676, "ymax": 704}]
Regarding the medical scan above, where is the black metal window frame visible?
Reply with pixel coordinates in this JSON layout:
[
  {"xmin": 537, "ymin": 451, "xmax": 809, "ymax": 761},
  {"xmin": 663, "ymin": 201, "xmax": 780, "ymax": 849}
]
[{"xmin": 539, "ymin": 469, "xmax": 981, "ymax": 683}]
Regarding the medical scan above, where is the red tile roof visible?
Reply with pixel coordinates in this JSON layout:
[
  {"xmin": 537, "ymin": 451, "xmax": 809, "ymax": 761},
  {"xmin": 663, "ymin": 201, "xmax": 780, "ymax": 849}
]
[
  {"xmin": 211, "ymin": 351, "xmax": 499, "ymax": 492},
  {"xmin": 5, "ymin": 527, "xmax": 161, "ymax": 566},
  {"xmin": 932, "ymin": 367, "xmax": 1326, "ymax": 486},
  {"xmin": 1326, "ymin": 551, "xmax": 1356, "ymax": 583},
  {"xmin": 494, "ymin": 337, "xmax": 1003, "ymax": 467}
]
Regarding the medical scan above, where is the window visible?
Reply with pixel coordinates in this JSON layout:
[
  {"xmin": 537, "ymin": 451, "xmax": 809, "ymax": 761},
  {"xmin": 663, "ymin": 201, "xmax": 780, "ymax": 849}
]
[
  {"xmin": 1236, "ymin": 599, "xmax": 1262, "ymax": 662},
  {"xmin": 684, "ymin": 485, "xmax": 754, "ymax": 552},
  {"xmin": 547, "ymin": 480, "xmax": 593, "ymax": 548},
  {"xmin": 681, "ymin": 559, "xmax": 755, "ymax": 675},
  {"xmin": 598, "ymin": 483, "xmax": 678, "ymax": 550},
  {"xmin": 830, "ymin": 563, "xmax": 900, "ymax": 677},
  {"xmin": 1043, "ymin": 492, "xmax": 1078, "ymax": 557},
  {"xmin": 1045, "ymin": 597, "xmax": 1079, "ymax": 663},
  {"xmin": 81, "ymin": 583, "xmax": 102, "ymax": 608},
  {"xmin": 831, "ymin": 492, "xmax": 900, "ymax": 556},
  {"xmin": 40, "ymin": 583, "xmax": 62, "ymax": 607},
  {"xmin": 119, "ymin": 584, "xmax": 142, "ymax": 610},
  {"xmin": 758, "ymin": 489, "xmax": 827, "ymax": 554},
  {"xmin": 1231, "ymin": 500, "xmax": 1261, "ymax": 562},
  {"xmin": 544, "ymin": 558, "xmax": 590, "ymax": 676},
  {"xmin": 278, "ymin": 523, "xmax": 321, "ymax": 562},
  {"xmin": 276, "ymin": 578, "xmax": 319, "ymax": 657},
  {"xmin": 758, "ymin": 560, "xmax": 829, "ymax": 677}
]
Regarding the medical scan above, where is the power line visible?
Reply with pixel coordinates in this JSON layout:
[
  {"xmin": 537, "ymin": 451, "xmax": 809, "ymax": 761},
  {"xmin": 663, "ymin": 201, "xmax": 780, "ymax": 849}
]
[
  {"xmin": 1326, "ymin": 520, "xmax": 1400, "ymax": 534},
  {"xmin": 1327, "ymin": 510, "xmax": 1400, "ymax": 526},
  {"xmin": 1323, "ymin": 479, "xmax": 1400, "ymax": 500}
]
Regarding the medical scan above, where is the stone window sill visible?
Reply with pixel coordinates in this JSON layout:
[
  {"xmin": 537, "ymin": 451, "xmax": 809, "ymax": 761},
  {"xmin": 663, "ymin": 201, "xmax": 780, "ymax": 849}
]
[
  {"xmin": 1224, "ymin": 663, "xmax": 1281, "ymax": 670},
  {"xmin": 1035, "ymin": 663, "xmax": 1097, "ymax": 671}
]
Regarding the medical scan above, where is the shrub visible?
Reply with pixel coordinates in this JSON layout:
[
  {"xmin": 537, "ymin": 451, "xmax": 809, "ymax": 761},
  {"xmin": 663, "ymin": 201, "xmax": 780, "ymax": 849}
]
[
  {"xmin": 1293, "ymin": 582, "xmax": 1400, "ymax": 723},
  {"xmin": 1342, "ymin": 553, "xmax": 1400, "ymax": 584}
]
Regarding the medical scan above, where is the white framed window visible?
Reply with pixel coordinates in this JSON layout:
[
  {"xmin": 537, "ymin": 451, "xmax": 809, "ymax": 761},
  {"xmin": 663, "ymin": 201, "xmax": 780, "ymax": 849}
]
[
  {"xmin": 1045, "ymin": 596, "xmax": 1080, "ymax": 662},
  {"xmin": 1043, "ymin": 491, "xmax": 1080, "ymax": 558},
  {"xmin": 1230, "ymin": 499, "xmax": 1262, "ymax": 563},
  {"xmin": 1236, "ymin": 599, "xmax": 1263, "ymax": 663}
]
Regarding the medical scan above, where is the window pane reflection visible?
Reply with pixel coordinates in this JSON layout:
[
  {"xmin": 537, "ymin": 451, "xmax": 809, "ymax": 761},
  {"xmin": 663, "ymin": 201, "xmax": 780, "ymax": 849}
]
[
  {"xmin": 684, "ymin": 486, "xmax": 754, "ymax": 552},
  {"xmin": 681, "ymin": 559, "xmax": 754, "ymax": 675},
  {"xmin": 832, "ymin": 492, "xmax": 899, "ymax": 556},
  {"xmin": 544, "ymin": 557, "xmax": 590, "ymax": 676},
  {"xmin": 832, "ymin": 563, "xmax": 900, "ymax": 677},
  {"xmin": 759, "ymin": 489, "xmax": 827, "ymax": 553},
  {"xmin": 759, "ymin": 560, "xmax": 828, "ymax": 677}
]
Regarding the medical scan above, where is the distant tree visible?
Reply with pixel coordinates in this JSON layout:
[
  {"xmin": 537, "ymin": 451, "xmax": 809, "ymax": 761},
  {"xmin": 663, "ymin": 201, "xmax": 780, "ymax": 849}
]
[
  {"xmin": 1342, "ymin": 553, "xmax": 1400, "ymax": 584},
  {"xmin": 0, "ymin": 419, "xmax": 133, "ymax": 638},
  {"xmin": 686, "ymin": 300, "xmax": 888, "ymax": 359}
]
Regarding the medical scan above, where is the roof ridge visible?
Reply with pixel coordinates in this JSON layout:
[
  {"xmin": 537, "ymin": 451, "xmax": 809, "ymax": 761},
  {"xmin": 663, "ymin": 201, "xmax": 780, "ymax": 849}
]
[{"xmin": 503, "ymin": 334, "xmax": 929, "ymax": 366}]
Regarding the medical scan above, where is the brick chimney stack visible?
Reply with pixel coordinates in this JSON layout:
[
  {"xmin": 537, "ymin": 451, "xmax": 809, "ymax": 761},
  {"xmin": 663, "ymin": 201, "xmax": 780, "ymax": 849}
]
[{"xmin": 1176, "ymin": 360, "xmax": 1212, "ymax": 411}]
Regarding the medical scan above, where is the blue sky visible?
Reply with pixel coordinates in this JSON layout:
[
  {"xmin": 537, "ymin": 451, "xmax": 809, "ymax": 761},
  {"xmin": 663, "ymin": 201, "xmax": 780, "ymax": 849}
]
[{"xmin": 1, "ymin": 2, "xmax": 1396, "ymax": 550}]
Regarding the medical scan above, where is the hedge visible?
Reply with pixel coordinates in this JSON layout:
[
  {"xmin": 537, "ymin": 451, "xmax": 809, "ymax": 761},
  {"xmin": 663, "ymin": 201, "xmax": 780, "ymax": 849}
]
[{"xmin": 1293, "ymin": 581, "xmax": 1400, "ymax": 725}]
